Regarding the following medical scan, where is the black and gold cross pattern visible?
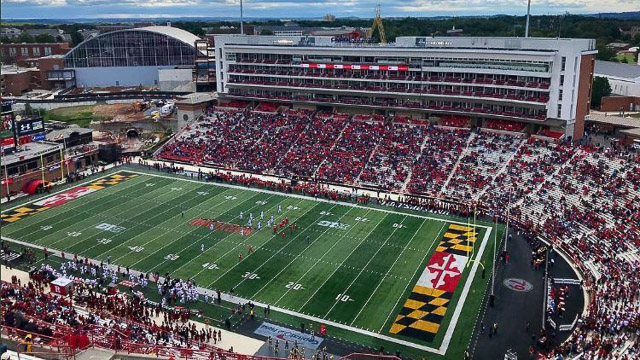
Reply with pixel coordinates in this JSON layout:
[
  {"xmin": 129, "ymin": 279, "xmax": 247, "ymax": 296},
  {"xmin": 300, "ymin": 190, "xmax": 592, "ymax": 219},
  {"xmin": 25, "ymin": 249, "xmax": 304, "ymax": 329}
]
[
  {"xmin": 436, "ymin": 223, "xmax": 478, "ymax": 257},
  {"xmin": 389, "ymin": 286, "xmax": 453, "ymax": 342},
  {"xmin": 1, "ymin": 172, "xmax": 137, "ymax": 224},
  {"xmin": 85, "ymin": 172, "xmax": 138, "ymax": 190},
  {"xmin": 1, "ymin": 205, "xmax": 49, "ymax": 224}
]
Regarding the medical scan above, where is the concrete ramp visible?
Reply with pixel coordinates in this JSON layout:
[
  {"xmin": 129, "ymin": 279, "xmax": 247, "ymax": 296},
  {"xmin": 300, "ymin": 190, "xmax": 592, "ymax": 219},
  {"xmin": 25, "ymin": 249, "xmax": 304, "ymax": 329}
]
[{"xmin": 74, "ymin": 348, "xmax": 115, "ymax": 360}]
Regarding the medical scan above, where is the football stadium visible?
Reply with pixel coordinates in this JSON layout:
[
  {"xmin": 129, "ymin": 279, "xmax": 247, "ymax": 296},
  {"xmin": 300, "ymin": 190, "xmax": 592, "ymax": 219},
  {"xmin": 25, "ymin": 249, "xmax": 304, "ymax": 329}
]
[{"xmin": 1, "ymin": 8, "xmax": 639, "ymax": 360}]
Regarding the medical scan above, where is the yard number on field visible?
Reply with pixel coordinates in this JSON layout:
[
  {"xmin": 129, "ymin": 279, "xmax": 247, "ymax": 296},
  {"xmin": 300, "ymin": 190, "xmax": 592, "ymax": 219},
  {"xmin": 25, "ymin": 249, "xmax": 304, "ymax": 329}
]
[
  {"xmin": 197, "ymin": 191, "xmax": 209, "ymax": 196},
  {"xmin": 165, "ymin": 254, "xmax": 180, "ymax": 261},
  {"xmin": 320, "ymin": 211, "xmax": 333, "ymax": 216},
  {"xmin": 393, "ymin": 223, "xmax": 405, "ymax": 229},
  {"xmin": 224, "ymin": 195, "xmax": 237, "ymax": 200},
  {"xmin": 355, "ymin": 217, "xmax": 370, "ymax": 222},
  {"xmin": 128, "ymin": 246, "xmax": 144, "ymax": 252},
  {"xmin": 96, "ymin": 223, "xmax": 125, "ymax": 233},
  {"xmin": 256, "ymin": 200, "xmax": 267, "ymax": 205},
  {"xmin": 202, "ymin": 262, "xmax": 219, "ymax": 270},
  {"xmin": 287, "ymin": 205, "xmax": 299, "ymax": 210},
  {"xmin": 335, "ymin": 293, "xmax": 353, "ymax": 302},
  {"xmin": 40, "ymin": 225, "xmax": 53, "ymax": 231},
  {"xmin": 98, "ymin": 238, "xmax": 112, "ymax": 245},
  {"xmin": 285, "ymin": 282, "xmax": 304, "ymax": 290},
  {"xmin": 242, "ymin": 272, "xmax": 260, "ymax": 280},
  {"xmin": 67, "ymin": 231, "xmax": 82, "ymax": 237}
]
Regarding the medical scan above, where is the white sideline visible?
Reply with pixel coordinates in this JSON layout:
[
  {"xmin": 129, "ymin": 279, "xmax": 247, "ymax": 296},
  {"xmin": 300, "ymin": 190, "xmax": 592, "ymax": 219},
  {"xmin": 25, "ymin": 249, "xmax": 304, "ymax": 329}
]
[{"xmin": 1, "ymin": 169, "xmax": 494, "ymax": 356}]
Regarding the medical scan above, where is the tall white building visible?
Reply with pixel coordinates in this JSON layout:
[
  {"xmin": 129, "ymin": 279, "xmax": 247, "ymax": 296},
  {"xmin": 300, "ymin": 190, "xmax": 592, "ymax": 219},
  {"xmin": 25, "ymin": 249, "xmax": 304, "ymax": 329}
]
[{"xmin": 215, "ymin": 35, "xmax": 597, "ymax": 139}]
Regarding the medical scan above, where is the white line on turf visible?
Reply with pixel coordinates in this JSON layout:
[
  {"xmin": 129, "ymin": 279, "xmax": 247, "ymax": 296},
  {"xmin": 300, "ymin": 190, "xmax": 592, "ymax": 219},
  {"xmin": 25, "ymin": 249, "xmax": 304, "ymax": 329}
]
[
  {"xmin": 194, "ymin": 198, "xmax": 315, "ymax": 286},
  {"xmin": 26, "ymin": 179, "xmax": 180, "ymax": 250},
  {"xmin": 124, "ymin": 191, "xmax": 267, "ymax": 269},
  {"xmin": 1, "ymin": 175, "xmax": 151, "ymax": 242},
  {"xmin": 322, "ymin": 215, "xmax": 408, "ymax": 318},
  {"xmin": 1, "ymin": 169, "xmax": 494, "ymax": 356},
  {"xmin": 89, "ymin": 186, "xmax": 239, "ymax": 262},
  {"xmin": 1, "ymin": 170, "xmax": 139, "ymax": 214},
  {"xmin": 248, "ymin": 205, "xmax": 356, "ymax": 298},
  {"xmin": 350, "ymin": 218, "xmax": 427, "ymax": 327},
  {"xmin": 168, "ymin": 195, "xmax": 299, "ymax": 277},
  {"xmin": 438, "ymin": 225, "xmax": 492, "ymax": 352},
  {"xmin": 212, "ymin": 203, "xmax": 338, "ymax": 291},
  {"xmin": 377, "ymin": 221, "xmax": 447, "ymax": 332},
  {"xmin": 297, "ymin": 211, "xmax": 390, "ymax": 311},
  {"xmin": 124, "ymin": 169, "xmax": 490, "ymax": 229},
  {"xmin": 47, "ymin": 180, "xmax": 197, "ymax": 249},
  {"xmin": 271, "ymin": 209, "xmax": 375, "ymax": 304}
]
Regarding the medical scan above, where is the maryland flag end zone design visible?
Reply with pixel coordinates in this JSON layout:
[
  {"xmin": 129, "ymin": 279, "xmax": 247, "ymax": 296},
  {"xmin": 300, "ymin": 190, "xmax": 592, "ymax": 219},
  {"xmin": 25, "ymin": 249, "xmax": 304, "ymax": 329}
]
[
  {"xmin": 389, "ymin": 223, "xmax": 477, "ymax": 342},
  {"xmin": 1, "ymin": 172, "xmax": 137, "ymax": 224}
]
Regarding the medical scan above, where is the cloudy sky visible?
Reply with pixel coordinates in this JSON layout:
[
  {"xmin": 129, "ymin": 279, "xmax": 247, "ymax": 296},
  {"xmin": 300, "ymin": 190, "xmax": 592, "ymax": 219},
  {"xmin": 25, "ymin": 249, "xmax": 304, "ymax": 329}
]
[{"xmin": 1, "ymin": 0, "xmax": 637, "ymax": 19}]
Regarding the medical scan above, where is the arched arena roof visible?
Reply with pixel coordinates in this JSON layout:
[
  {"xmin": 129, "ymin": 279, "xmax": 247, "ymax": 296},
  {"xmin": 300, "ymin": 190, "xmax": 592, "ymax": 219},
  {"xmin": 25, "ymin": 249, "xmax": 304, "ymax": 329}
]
[{"xmin": 64, "ymin": 26, "xmax": 202, "ymax": 68}]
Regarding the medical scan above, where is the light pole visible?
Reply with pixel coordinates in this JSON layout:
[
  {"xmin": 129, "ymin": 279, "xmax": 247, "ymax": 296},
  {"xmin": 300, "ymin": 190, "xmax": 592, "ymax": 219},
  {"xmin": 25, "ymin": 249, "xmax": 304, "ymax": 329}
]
[
  {"xmin": 489, "ymin": 217, "xmax": 497, "ymax": 307},
  {"xmin": 240, "ymin": 0, "xmax": 244, "ymax": 35},
  {"xmin": 504, "ymin": 188, "xmax": 511, "ymax": 255},
  {"xmin": 525, "ymin": 0, "xmax": 531, "ymax": 38}
]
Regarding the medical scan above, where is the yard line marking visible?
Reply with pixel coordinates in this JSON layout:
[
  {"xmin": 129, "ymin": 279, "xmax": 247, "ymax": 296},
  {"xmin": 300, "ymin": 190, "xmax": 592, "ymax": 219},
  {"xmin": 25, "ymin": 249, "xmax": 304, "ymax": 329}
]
[
  {"xmin": 83, "ymin": 185, "xmax": 236, "ymax": 259},
  {"xmin": 439, "ymin": 225, "xmax": 492, "ymax": 352},
  {"xmin": 124, "ymin": 169, "xmax": 490, "ymax": 229},
  {"xmin": 322, "ymin": 216, "xmax": 408, "ymax": 318},
  {"xmin": 298, "ymin": 212, "xmax": 390, "ymax": 310},
  {"xmin": 2, "ymin": 168, "xmax": 494, "ymax": 356},
  {"xmin": 171, "ymin": 195, "xmax": 301, "ymax": 277},
  {"xmin": 350, "ymin": 218, "xmax": 427, "ymax": 326},
  {"xmin": 43, "ymin": 179, "xmax": 182, "ymax": 249},
  {"xmin": 1, "ymin": 170, "xmax": 141, "ymax": 213},
  {"xmin": 1, "ymin": 175, "xmax": 150, "ymax": 242},
  {"xmin": 212, "ymin": 202, "xmax": 335, "ymax": 290},
  {"xmin": 143, "ymin": 193, "xmax": 285, "ymax": 273},
  {"xmin": 377, "ymin": 221, "xmax": 447, "ymax": 332},
  {"xmin": 124, "ymin": 190, "xmax": 264, "ymax": 268},
  {"xmin": 250, "ymin": 205, "xmax": 361, "ymax": 299},
  {"xmin": 3, "ymin": 232, "xmax": 450, "ymax": 355},
  {"xmin": 0, "ymin": 212, "xmax": 494, "ymax": 357},
  {"xmin": 47, "ymin": 179, "xmax": 203, "ymax": 250},
  {"xmin": 271, "ymin": 209, "xmax": 374, "ymax": 304},
  {"xmin": 190, "ymin": 197, "xmax": 310, "ymax": 283}
]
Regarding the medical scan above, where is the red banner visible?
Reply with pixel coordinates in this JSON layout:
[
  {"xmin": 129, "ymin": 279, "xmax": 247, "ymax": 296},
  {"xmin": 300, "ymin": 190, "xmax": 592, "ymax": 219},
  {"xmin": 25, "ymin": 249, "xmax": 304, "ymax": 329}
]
[{"xmin": 301, "ymin": 63, "xmax": 409, "ymax": 71}]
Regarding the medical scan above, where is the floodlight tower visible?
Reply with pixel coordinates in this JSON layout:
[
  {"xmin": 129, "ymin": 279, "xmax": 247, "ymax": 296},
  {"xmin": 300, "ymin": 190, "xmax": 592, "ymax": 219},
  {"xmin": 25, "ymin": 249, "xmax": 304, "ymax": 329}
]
[
  {"xmin": 240, "ymin": 0, "xmax": 244, "ymax": 35},
  {"xmin": 525, "ymin": 0, "xmax": 531, "ymax": 37}
]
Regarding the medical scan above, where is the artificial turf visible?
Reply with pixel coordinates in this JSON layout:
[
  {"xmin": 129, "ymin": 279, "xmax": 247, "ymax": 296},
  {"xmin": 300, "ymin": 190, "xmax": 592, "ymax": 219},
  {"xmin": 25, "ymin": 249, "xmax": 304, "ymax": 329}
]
[{"xmin": 0, "ymin": 169, "xmax": 500, "ymax": 359}]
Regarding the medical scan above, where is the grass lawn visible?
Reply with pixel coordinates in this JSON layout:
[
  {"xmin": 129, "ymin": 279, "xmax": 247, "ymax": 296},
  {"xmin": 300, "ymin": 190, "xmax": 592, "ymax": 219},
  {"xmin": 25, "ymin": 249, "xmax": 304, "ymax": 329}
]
[
  {"xmin": 43, "ymin": 105, "xmax": 108, "ymax": 127},
  {"xmin": 1, "ymin": 168, "xmax": 500, "ymax": 359}
]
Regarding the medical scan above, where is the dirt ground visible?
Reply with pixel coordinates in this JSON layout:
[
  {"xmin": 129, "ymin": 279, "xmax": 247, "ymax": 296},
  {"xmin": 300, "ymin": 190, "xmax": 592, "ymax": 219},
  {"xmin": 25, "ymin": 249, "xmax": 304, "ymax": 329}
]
[{"xmin": 93, "ymin": 103, "xmax": 148, "ymax": 122}]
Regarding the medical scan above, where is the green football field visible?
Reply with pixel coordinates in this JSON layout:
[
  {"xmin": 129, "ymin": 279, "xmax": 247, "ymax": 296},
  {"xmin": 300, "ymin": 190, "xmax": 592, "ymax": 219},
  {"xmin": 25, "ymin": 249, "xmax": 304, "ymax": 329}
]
[{"xmin": 0, "ymin": 169, "xmax": 497, "ymax": 358}]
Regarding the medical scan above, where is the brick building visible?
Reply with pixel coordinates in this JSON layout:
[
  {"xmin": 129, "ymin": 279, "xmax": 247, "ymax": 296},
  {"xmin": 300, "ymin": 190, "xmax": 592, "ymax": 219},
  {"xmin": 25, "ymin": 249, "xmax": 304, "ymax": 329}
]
[
  {"xmin": 0, "ymin": 43, "xmax": 70, "ymax": 66},
  {"xmin": 1, "ymin": 56, "xmax": 74, "ymax": 96}
]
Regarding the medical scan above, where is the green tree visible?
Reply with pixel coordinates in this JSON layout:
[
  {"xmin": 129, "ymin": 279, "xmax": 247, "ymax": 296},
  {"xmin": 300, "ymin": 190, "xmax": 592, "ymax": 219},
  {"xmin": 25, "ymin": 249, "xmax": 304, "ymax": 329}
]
[
  {"xmin": 16, "ymin": 32, "xmax": 35, "ymax": 43},
  {"xmin": 596, "ymin": 44, "xmax": 617, "ymax": 61},
  {"xmin": 70, "ymin": 31, "xmax": 84, "ymax": 46},
  {"xmin": 33, "ymin": 34, "xmax": 55, "ymax": 43},
  {"xmin": 591, "ymin": 76, "xmax": 612, "ymax": 109}
]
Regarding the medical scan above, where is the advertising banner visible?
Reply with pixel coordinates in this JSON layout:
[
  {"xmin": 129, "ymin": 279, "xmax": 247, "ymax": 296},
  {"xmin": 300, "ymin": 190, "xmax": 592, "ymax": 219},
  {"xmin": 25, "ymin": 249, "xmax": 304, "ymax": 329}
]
[{"xmin": 254, "ymin": 322, "xmax": 323, "ymax": 350}]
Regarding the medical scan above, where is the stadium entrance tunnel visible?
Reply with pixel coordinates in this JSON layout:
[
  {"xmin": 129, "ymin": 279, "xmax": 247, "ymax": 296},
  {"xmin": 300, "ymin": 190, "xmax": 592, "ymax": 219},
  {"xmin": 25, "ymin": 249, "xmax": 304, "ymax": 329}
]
[{"xmin": 126, "ymin": 129, "xmax": 140, "ymax": 138}]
